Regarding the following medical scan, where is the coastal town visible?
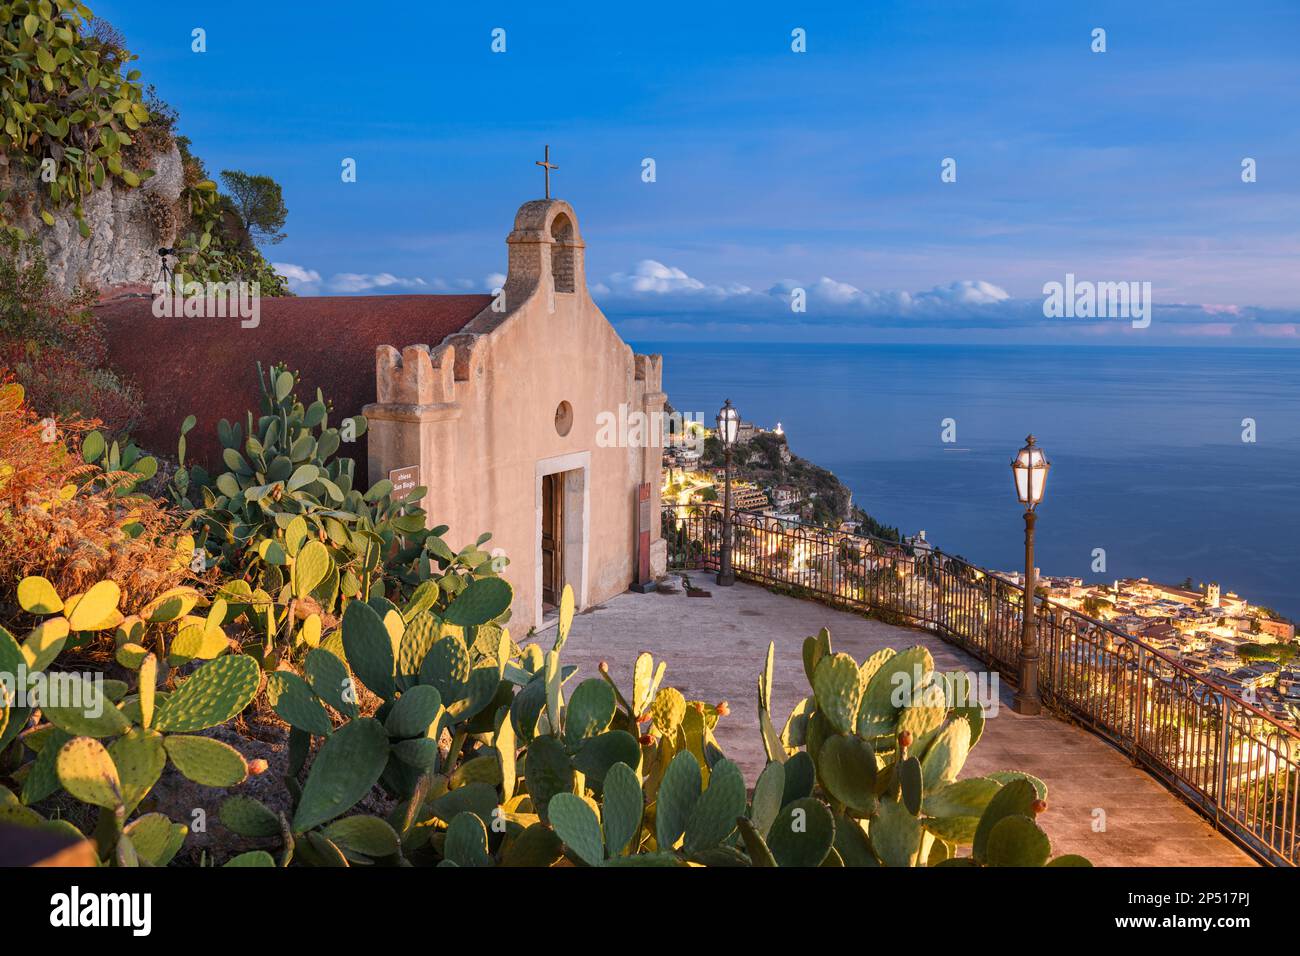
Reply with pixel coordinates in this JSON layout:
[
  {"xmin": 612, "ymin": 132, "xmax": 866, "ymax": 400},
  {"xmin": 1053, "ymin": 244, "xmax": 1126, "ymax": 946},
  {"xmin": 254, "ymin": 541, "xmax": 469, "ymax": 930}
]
[
  {"xmin": 1014, "ymin": 573, "xmax": 1299, "ymax": 725},
  {"xmin": 662, "ymin": 418, "xmax": 1299, "ymax": 728}
]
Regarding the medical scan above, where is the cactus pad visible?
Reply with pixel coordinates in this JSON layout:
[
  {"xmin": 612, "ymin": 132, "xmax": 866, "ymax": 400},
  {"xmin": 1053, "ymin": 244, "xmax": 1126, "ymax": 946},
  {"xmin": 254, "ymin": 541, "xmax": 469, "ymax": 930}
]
[
  {"xmin": 683, "ymin": 758, "xmax": 745, "ymax": 855},
  {"xmin": 972, "ymin": 777, "xmax": 1038, "ymax": 863},
  {"xmin": 266, "ymin": 671, "xmax": 333, "ymax": 736},
  {"xmin": 42, "ymin": 674, "xmax": 130, "ymax": 738},
  {"xmin": 292, "ymin": 717, "xmax": 390, "ymax": 832},
  {"xmin": 56, "ymin": 736, "xmax": 123, "ymax": 809},
  {"xmin": 600, "ymin": 761, "xmax": 643, "ymax": 856},
  {"xmin": 812, "ymin": 653, "xmax": 864, "ymax": 735},
  {"xmin": 547, "ymin": 792, "xmax": 605, "ymax": 865},
  {"xmin": 564, "ymin": 678, "xmax": 616, "ymax": 746},
  {"xmin": 443, "ymin": 577, "xmax": 512, "ymax": 627},
  {"xmin": 384, "ymin": 684, "xmax": 443, "ymax": 739},
  {"xmin": 870, "ymin": 797, "xmax": 923, "ymax": 867},
  {"xmin": 443, "ymin": 811, "xmax": 492, "ymax": 866},
  {"xmin": 220, "ymin": 795, "xmax": 281, "ymax": 837},
  {"xmin": 766, "ymin": 796, "xmax": 835, "ymax": 867},
  {"xmin": 920, "ymin": 716, "xmax": 972, "ymax": 791},
  {"xmin": 421, "ymin": 633, "xmax": 470, "ymax": 703},
  {"xmin": 108, "ymin": 727, "xmax": 165, "ymax": 814},
  {"xmin": 650, "ymin": 686, "xmax": 687, "ymax": 738},
  {"xmin": 164, "ymin": 734, "xmax": 249, "ymax": 787},
  {"xmin": 985, "ymin": 814, "xmax": 1051, "ymax": 867},
  {"xmin": 522, "ymin": 733, "xmax": 573, "ymax": 822},
  {"xmin": 153, "ymin": 654, "xmax": 260, "ymax": 733},
  {"xmin": 304, "ymin": 646, "xmax": 359, "ymax": 719},
  {"xmin": 816, "ymin": 734, "xmax": 878, "ymax": 814},
  {"xmin": 340, "ymin": 599, "xmax": 396, "ymax": 700},
  {"xmin": 654, "ymin": 751, "xmax": 701, "ymax": 851}
]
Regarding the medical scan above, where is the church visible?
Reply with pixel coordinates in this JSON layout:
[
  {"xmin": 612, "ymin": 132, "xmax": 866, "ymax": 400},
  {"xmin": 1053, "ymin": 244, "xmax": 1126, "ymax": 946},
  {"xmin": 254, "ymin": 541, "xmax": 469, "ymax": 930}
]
[{"xmin": 98, "ymin": 196, "xmax": 668, "ymax": 634}]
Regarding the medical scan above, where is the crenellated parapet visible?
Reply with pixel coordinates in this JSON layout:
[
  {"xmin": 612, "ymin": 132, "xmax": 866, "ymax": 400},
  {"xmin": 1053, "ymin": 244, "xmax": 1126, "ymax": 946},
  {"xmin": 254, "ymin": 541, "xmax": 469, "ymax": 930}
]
[{"xmin": 375, "ymin": 343, "xmax": 455, "ymax": 407}]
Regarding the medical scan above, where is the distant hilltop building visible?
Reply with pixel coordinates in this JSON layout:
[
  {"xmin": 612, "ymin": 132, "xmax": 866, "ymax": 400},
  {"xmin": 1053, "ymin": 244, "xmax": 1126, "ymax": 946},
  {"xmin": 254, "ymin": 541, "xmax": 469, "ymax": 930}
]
[
  {"xmin": 904, "ymin": 530, "xmax": 935, "ymax": 556},
  {"xmin": 1206, "ymin": 582, "xmax": 1221, "ymax": 608}
]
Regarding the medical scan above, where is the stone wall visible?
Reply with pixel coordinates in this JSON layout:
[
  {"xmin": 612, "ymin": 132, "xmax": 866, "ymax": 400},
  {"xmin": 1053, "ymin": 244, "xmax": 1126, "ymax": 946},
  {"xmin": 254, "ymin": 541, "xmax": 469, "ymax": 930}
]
[{"xmin": 1, "ymin": 143, "xmax": 184, "ymax": 292}]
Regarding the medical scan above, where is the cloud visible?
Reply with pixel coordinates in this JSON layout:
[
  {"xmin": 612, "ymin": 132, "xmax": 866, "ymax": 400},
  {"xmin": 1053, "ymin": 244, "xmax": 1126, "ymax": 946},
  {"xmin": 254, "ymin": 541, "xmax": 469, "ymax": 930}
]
[
  {"xmin": 596, "ymin": 261, "xmax": 1014, "ymax": 325},
  {"xmin": 592, "ymin": 260, "xmax": 1300, "ymax": 343},
  {"xmin": 272, "ymin": 264, "xmax": 495, "ymax": 296},
  {"xmin": 272, "ymin": 262, "xmax": 322, "ymax": 294},
  {"xmin": 327, "ymin": 272, "xmax": 429, "ymax": 294},
  {"xmin": 606, "ymin": 260, "xmax": 753, "ymax": 297}
]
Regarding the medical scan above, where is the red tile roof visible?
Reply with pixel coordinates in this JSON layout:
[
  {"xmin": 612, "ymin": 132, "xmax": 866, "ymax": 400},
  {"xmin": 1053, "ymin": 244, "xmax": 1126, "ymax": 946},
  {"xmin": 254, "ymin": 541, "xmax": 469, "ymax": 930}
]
[{"xmin": 96, "ymin": 293, "xmax": 491, "ymax": 470}]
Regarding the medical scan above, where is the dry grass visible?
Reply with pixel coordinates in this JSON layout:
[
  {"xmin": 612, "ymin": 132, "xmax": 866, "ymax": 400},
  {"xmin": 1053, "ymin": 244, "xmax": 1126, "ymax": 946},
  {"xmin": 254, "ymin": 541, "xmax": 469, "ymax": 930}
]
[{"xmin": 0, "ymin": 381, "xmax": 190, "ymax": 626}]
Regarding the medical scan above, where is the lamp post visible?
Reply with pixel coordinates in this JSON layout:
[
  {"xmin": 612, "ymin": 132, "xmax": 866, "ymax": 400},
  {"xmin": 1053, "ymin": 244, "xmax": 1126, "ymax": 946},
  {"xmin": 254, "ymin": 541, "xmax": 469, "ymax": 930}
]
[
  {"xmin": 716, "ymin": 399, "xmax": 739, "ymax": 586},
  {"xmin": 1010, "ymin": 434, "xmax": 1050, "ymax": 715}
]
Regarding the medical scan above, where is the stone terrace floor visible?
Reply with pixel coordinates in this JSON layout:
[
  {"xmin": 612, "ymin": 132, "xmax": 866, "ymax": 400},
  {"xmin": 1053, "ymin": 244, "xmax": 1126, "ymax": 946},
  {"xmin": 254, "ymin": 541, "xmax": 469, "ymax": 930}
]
[{"xmin": 558, "ymin": 580, "xmax": 1254, "ymax": 867}]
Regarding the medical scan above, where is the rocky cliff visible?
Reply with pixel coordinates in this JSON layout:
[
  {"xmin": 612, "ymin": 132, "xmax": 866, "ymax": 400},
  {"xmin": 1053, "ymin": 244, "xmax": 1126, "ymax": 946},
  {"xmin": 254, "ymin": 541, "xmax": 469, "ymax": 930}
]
[{"xmin": 1, "ymin": 143, "xmax": 183, "ymax": 292}]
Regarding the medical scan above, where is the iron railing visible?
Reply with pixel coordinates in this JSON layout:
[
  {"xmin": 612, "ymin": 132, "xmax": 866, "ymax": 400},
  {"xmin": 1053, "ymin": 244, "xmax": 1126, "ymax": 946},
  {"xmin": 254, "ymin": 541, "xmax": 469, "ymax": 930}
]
[{"xmin": 662, "ymin": 502, "xmax": 1300, "ymax": 866}]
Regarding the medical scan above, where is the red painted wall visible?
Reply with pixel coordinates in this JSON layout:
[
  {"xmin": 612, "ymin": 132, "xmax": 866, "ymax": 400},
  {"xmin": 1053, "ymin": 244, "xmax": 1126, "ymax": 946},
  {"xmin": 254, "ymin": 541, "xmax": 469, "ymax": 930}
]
[{"xmin": 97, "ymin": 293, "xmax": 490, "ymax": 472}]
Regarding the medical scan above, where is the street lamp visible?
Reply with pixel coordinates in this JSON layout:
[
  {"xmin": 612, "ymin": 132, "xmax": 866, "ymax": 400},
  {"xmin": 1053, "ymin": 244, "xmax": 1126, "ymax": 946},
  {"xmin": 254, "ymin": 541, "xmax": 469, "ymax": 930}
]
[
  {"xmin": 1010, "ymin": 434, "xmax": 1050, "ymax": 715},
  {"xmin": 716, "ymin": 399, "xmax": 740, "ymax": 586}
]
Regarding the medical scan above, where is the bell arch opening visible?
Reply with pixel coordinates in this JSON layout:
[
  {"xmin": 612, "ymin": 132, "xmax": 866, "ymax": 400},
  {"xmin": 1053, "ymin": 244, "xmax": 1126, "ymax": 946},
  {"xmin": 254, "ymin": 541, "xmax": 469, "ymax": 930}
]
[{"xmin": 550, "ymin": 213, "xmax": 576, "ymax": 293}]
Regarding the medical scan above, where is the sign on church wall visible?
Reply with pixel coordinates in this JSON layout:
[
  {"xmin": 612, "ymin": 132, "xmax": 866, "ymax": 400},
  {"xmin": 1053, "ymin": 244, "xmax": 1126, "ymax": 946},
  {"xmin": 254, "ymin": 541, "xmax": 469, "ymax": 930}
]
[{"xmin": 389, "ymin": 465, "xmax": 420, "ymax": 498}]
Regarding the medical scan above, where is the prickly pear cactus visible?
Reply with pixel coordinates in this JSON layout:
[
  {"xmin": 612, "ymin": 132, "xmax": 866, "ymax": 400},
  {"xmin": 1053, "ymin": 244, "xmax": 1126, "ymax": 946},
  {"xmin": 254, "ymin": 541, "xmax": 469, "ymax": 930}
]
[{"xmin": 750, "ymin": 635, "xmax": 1090, "ymax": 868}]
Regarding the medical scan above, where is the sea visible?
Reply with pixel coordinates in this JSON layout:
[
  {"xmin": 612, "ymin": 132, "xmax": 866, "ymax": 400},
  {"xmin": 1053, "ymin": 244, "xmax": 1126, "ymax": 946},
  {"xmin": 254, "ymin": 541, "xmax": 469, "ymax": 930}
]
[{"xmin": 627, "ymin": 342, "xmax": 1300, "ymax": 621}]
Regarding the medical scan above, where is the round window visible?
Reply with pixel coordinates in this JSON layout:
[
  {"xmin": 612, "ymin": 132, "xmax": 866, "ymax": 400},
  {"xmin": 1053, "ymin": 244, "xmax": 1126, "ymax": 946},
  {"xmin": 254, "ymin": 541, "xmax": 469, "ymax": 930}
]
[{"xmin": 554, "ymin": 401, "xmax": 573, "ymax": 437}]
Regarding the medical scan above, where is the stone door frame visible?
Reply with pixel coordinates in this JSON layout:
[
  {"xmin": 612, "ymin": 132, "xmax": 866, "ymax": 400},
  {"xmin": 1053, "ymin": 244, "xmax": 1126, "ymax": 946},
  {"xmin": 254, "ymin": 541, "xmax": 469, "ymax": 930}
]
[{"xmin": 533, "ymin": 451, "xmax": 590, "ymax": 629}]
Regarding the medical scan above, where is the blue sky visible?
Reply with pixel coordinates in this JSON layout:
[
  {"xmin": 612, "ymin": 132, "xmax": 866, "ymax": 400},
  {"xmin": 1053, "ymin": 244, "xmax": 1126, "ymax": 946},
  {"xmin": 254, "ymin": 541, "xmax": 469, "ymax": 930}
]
[{"xmin": 97, "ymin": 0, "xmax": 1300, "ymax": 343}]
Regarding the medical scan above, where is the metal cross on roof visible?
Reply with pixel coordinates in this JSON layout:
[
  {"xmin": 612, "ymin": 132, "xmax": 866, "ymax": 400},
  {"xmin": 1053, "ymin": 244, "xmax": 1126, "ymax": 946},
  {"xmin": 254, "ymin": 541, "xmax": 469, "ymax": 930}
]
[{"xmin": 535, "ymin": 144, "xmax": 558, "ymax": 199}]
